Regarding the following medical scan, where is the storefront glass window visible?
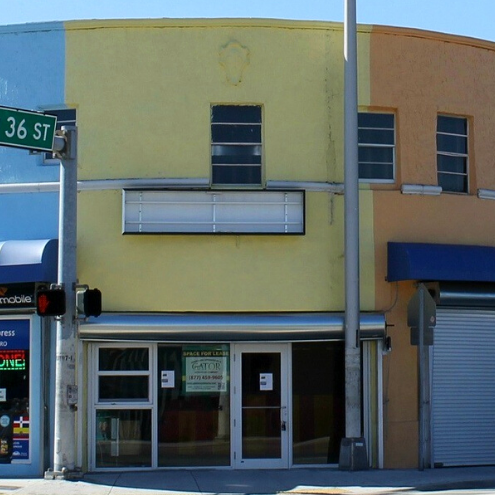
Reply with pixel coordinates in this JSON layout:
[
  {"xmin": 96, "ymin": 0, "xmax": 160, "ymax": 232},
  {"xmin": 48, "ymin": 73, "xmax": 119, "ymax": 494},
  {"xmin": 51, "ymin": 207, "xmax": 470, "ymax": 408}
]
[
  {"xmin": 99, "ymin": 347, "xmax": 149, "ymax": 371},
  {"xmin": 99, "ymin": 376, "xmax": 149, "ymax": 401},
  {"xmin": 241, "ymin": 352, "xmax": 281, "ymax": 459},
  {"xmin": 292, "ymin": 342, "xmax": 345, "ymax": 464},
  {"xmin": 98, "ymin": 347, "xmax": 150, "ymax": 402},
  {"xmin": 95, "ymin": 409, "xmax": 151, "ymax": 468},
  {"xmin": 95, "ymin": 346, "xmax": 152, "ymax": 468},
  {"xmin": 157, "ymin": 344, "xmax": 230, "ymax": 467},
  {"xmin": 0, "ymin": 319, "xmax": 30, "ymax": 464}
]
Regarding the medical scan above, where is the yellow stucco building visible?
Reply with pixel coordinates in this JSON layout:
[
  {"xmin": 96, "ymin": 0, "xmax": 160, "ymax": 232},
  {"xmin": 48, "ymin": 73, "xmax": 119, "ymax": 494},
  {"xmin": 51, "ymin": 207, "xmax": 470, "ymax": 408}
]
[
  {"xmin": 67, "ymin": 19, "xmax": 384, "ymax": 472},
  {"xmin": 1, "ymin": 18, "xmax": 495, "ymax": 474},
  {"xmin": 69, "ymin": 19, "xmax": 495, "ymax": 471}
]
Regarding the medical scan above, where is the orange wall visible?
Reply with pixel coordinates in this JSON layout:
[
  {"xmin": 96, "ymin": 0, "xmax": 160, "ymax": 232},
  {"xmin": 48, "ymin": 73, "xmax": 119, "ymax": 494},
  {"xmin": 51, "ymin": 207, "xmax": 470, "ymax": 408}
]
[
  {"xmin": 369, "ymin": 28, "xmax": 495, "ymax": 467},
  {"xmin": 370, "ymin": 27, "xmax": 495, "ymax": 192}
]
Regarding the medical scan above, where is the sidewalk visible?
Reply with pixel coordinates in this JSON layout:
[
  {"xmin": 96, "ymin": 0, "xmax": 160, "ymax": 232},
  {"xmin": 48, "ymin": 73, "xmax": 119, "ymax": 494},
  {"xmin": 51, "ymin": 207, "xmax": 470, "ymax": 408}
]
[{"xmin": 1, "ymin": 466, "xmax": 495, "ymax": 495}]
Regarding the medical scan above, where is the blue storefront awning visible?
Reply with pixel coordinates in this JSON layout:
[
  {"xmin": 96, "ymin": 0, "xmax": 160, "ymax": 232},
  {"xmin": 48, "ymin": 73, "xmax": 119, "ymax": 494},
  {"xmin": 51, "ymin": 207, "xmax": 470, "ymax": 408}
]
[
  {"xmin": 0, "ymin": 239, "xmax": 58, "ymax": 283},
  {"xmin": 388, "ymin": 241, "xmax": 495, "ymax": 282}
]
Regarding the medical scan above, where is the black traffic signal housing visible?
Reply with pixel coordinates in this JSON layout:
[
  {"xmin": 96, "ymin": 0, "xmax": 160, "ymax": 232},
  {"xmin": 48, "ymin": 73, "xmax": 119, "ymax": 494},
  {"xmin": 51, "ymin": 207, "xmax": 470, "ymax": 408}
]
[
  {"xmin": 36, "ymin": 288, "xmax": 66, "ymax": 317},
  {"xmin": 82, "ymin": 288, "xmax": 102, "ymax": 317}
]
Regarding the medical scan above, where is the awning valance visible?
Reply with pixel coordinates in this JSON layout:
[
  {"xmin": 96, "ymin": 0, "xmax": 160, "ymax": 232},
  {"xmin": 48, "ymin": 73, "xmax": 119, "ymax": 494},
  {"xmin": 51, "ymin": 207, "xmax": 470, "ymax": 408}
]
[
  {"xmin": 79, "ymin": 312, "xmax": 386, "ymax": 342},
  {"xmin": 0, "ymin": 239, "xmax": 58, "ymax": 283},
  {"xmin": 388, "ymin": 242, "xmax": 495, "ymax": 282}
]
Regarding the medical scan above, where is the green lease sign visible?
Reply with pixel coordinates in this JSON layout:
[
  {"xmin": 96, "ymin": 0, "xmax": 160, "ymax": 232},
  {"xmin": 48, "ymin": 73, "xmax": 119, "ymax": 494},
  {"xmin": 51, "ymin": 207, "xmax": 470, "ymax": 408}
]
[{"xmin": 0, "ymin": 106, "xmax": 57, "ymax": 152}]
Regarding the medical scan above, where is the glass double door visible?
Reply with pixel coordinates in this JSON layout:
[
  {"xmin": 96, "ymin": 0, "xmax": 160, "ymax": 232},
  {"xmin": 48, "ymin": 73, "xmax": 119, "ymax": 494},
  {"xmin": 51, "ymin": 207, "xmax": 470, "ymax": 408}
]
[{"xmin": 232, "ymin": 344, "xmax": 289, "ymax": 469}]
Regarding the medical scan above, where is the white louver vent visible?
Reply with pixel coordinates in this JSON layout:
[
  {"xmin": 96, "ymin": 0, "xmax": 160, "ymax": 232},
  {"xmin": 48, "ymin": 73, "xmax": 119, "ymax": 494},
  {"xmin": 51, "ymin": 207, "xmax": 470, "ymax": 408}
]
[{"xmin": 123, "ymin": 190, "xmax": 305, "ymax": 234}]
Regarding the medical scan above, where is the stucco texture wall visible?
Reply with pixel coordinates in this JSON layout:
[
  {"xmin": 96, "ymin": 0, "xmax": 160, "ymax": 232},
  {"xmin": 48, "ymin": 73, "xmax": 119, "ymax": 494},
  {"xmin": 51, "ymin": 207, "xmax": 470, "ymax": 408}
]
[
  {"xmin": 0, "ymin": 23, "xmax": 65, "ymax": 240},
  {"xmin": 66, "ymin": 20, "xmax": 340, "ymax": 182},
  {"xmin": 66, "ymin": 20, "xmax": 375, "ymax": 312},
  {"xmin": 370, "ymin": 28, "xmax": 495, "ymax": 467}
]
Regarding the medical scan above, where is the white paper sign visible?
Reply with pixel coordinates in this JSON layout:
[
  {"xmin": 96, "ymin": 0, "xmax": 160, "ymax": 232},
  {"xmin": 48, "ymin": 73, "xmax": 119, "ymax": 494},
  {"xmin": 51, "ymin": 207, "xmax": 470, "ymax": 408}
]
[
  {"xmin": 260, "ymin": 373, "xmax": 273, "ymax": 391},
  {"xmin": 0, "ymin": 389, "xmax": 5, "ymax": 402},
  {"xmin": 161, "ymin": 370, "xmax": 175, "ymax": 388}
]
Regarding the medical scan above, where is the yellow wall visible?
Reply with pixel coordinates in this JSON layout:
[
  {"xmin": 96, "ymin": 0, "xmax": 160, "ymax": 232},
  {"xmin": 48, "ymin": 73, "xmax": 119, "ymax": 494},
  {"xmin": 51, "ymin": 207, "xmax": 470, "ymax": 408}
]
[
  {"xmin": 66, "ymin": 20, "xmax": 340, "ymax": 182},
  {"xmin": 65, "ymin": 19, "xmax": 375, "ymax": 312}
]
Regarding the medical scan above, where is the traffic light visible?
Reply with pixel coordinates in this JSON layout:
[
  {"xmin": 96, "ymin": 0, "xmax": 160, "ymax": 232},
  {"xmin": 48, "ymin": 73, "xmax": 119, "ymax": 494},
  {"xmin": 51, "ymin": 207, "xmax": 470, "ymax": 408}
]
[
  {"xmin": 82, "ymin": 288, "xmax": 102, "ymax": 317},
  {"xmin": 36, "ymin": 288, "xmax": 66, "ymax": 317}
]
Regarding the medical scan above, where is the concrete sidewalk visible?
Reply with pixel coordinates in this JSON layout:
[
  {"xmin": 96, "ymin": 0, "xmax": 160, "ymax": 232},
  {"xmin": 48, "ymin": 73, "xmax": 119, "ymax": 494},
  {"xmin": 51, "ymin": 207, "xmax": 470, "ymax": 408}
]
[{"xmin": 0, "ymin": 466, "xmax": 495, "ymax": 495}]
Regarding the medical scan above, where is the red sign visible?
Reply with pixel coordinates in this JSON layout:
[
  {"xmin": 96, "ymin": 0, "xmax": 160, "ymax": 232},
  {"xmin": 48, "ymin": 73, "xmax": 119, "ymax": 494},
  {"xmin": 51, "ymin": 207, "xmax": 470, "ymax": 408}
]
[{"xmin": 0, "ymin": 350, "xmax": 26, "ymax": 370}]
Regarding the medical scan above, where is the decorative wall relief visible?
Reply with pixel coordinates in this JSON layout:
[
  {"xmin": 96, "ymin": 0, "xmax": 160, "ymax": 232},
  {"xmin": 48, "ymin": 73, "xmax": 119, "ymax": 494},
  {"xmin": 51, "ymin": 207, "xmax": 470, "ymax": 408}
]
[{"xmin": 219, "ymin": 41, "xmax": 250, "ymax": 86}]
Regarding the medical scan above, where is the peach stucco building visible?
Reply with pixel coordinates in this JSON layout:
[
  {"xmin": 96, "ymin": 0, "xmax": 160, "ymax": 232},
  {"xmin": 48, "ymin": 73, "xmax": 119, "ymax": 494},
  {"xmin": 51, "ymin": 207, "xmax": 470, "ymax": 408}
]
[{"xmin": 368, "ymin": 26, "xmax": 495, "ymax": 468}]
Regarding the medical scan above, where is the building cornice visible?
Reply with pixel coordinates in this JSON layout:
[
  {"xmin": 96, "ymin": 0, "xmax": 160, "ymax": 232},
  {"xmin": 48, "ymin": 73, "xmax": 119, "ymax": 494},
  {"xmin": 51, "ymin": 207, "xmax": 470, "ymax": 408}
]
[
  {"xmin": 63, "ymin": 18, "xmax": 344, "ymax": 32},
  {"xmin": 371, "ymin": 24, "xmax": 495, "ymax": 52},
  {"xmin": 0, "ymin": 18, "xmax": 493, "ymax": 53}
]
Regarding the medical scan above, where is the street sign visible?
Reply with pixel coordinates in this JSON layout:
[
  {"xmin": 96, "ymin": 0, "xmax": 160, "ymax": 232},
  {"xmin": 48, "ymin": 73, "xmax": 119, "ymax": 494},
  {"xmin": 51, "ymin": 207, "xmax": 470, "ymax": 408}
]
[
  {"xmin": 407, "ymin": 284, "xmax": 436, "ymax": 327},
  {"xmin": 0, "ymin": 106, "xmax": 57, "ymax": 152},
  {"xmin": 408, "ymin": 284, "xmax": 436, "ymax": 346}
]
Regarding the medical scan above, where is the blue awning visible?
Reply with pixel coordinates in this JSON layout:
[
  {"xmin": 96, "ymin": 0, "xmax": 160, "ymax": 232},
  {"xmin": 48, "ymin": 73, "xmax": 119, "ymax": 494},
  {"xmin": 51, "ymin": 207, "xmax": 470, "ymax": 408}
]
[
  {"xmin": 388, "ymin": 242, "xmax": 495, "ymax": 282},
  {"xmin": 0, "ymin": 239, "xmax": 58, "ymax": 283}
]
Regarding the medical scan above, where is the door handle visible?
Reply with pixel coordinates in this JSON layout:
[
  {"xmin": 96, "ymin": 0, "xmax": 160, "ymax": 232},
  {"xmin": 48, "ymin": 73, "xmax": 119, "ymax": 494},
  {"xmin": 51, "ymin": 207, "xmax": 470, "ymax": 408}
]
[{"xmin": 281, "ymin": 421, "xmax": 287, "ymax": 431}]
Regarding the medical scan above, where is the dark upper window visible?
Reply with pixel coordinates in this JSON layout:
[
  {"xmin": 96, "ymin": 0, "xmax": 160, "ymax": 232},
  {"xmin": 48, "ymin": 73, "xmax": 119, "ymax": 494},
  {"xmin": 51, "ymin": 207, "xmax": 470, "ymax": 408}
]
[
  {"xmin": 43, "ymin": 108, "xmax": 76, "ymax": 162},
  {"xmin": 211, "ymin": 105, "xmax": 262, "ymax": 186},
  {"xmin": 358, "ymin": 112, "xmax": 395, "ymax": 182},
  {"xmin": 437, "ymin": 115, "xmax": 468, "ymax": 193}
]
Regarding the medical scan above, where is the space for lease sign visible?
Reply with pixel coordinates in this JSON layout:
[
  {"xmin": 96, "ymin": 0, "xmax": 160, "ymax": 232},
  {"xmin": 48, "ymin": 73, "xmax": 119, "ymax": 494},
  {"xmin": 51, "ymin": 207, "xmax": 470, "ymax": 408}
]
[{"xmin": 183, "ymin": 347, "xmax": 229, "ymax": 393}]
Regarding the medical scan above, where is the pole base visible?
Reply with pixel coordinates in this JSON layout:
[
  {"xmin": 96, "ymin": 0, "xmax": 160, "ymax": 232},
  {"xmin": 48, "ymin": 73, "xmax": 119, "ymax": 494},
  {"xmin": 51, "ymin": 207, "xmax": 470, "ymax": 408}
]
[
  {"xmin": 338, "ymin": 437, "xmax": 369, "ymax": 471},
  {"xmin": 44, "ymin": 467, "xmax": 83, "ymax": 480}
]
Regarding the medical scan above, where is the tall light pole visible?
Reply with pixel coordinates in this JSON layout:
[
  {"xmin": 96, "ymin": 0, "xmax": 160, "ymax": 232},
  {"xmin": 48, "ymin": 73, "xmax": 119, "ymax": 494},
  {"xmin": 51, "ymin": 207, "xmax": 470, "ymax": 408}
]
[
  {"xmin": 46, "ymin": 127, "xmax": 79, "ymax": 479},
  {"xmin": 339, "ymin": 0, "xmax": 368, "ymax": 470}
]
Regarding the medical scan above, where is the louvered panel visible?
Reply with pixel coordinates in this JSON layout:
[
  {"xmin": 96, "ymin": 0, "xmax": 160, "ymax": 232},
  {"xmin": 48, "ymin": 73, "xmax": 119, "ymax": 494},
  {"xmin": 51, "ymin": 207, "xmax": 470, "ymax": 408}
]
[
  {"xmin": 432, "ymin": 309, "xmax": 495, "ymax": 466},
  {"xmin": 123, "ymin": 190, "xmax": 305, "ymax": 234}
]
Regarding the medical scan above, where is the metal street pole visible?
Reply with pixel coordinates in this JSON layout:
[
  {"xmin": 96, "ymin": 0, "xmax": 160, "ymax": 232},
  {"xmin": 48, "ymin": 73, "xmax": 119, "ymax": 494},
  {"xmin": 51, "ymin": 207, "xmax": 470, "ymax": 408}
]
[
  {"xmin": 339, "ymin": 0, "xmax": 368, "ymax": 470},
  {"xmin": 47, "ymin": 127, "xmax": 78, "ymax": 478},
  {"xmin": 418, "ymin": 284, "xmax": 426, "ymax": 471}
]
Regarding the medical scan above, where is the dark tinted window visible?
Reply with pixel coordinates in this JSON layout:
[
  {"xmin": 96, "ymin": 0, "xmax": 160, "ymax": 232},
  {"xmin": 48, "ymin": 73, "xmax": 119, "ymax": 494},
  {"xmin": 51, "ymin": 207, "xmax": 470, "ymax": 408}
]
[
  {"xmin": 358, "ymin": 113, "xmax": 395, "ymax": 182},
  {"xmin": 437, "ymin": 116, "xmax": 468, "ymax": 193},
  {"xmin": 211, "ymin": 105, "xmax": 262, "ymax": 186},
  {"xmin": 99, "ymin": 348, "xmax": 149, "ymax": 371}
]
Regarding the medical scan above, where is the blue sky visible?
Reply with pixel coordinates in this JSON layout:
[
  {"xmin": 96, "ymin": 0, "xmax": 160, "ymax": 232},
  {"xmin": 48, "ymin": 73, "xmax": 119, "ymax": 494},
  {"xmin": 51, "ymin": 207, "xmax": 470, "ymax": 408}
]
[{"xmin": 4, "ymin": 0, "xmax": 495, "ymax": 43}]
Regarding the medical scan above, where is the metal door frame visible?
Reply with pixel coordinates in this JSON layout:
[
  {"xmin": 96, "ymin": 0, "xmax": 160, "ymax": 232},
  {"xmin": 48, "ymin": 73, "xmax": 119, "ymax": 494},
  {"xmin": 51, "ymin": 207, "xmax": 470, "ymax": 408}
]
[{"xmin": 231, "ymin": 343, "xmax": 291, "ymax": 469}]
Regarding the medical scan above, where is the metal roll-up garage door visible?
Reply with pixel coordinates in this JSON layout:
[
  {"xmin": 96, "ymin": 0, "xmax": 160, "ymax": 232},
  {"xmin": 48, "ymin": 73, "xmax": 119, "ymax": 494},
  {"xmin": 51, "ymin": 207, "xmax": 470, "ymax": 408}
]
[{"xmin": 433, "ymin": 309, "xmax": 495, "ymax": 466}]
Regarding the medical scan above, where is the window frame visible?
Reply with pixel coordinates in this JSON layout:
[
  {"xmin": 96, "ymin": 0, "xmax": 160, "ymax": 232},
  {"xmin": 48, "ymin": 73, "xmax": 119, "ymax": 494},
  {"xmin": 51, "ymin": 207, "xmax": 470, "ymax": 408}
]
[
  {"xmin": 94, "ymin": 344, "xmax": 153, "ymax": 405},
  {"xmin": 91, "ymin": 343, "xmax": 155, "ymax": 470},
  {"xmin": 358, "ymin": 112, "xmax": 396, "ymax": 184},
  {"xmin": 436, "ymin": 114, "xmax": 469, "ymax": 194},
  {"xmin": 211, "ymin": 104, "xmax": 263, "ymax": 187}
]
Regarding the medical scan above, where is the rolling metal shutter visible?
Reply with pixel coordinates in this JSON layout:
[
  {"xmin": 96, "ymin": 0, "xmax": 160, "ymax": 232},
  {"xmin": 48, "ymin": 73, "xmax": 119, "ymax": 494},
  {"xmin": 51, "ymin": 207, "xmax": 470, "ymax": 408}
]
[{"xmin": 432, "ymin": 309, "xmax": 495, "ymax": 466}]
